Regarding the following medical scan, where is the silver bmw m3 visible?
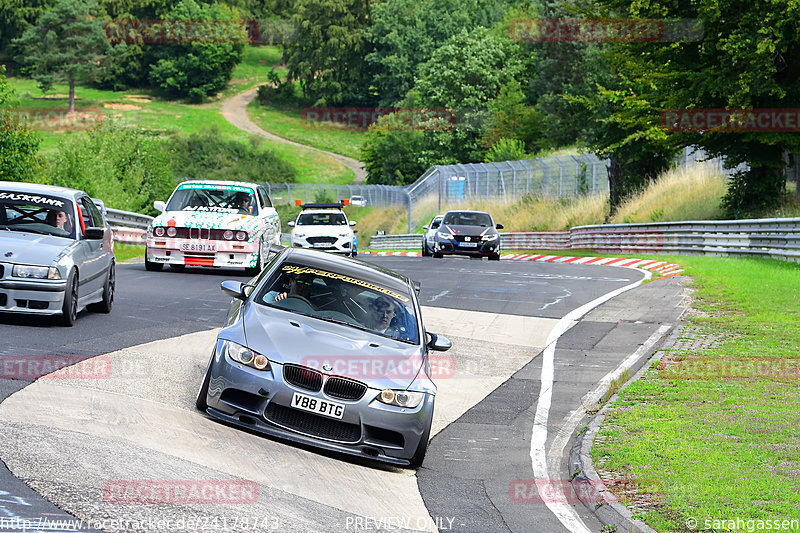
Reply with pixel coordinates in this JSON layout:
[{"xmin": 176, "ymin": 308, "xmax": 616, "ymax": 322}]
[{"xmin": 196, "ymin": 247, "xmax": 451, "ymax": 467}]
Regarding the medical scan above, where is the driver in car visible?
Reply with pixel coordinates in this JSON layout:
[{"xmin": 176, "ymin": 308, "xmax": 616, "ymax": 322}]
[
  {"xmin": 45, "ymin": 209, "xmax": 71, "ymax": 232},
  {"xmin": 368, "ymin": 296, "xmax": 398, "ymax": 335},
  {"xmin": 234, "ymin": 192, "xmax": 254, "ymax": 215},
  {"xmin": 263, "ymin": 272, "xmax": 314, "ymax": 303}
]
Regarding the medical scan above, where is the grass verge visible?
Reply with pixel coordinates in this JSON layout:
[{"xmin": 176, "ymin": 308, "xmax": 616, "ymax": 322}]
[
  {"xmin": 114, "ymin": 243, "xmax": 145, "ymax": 263},
  {"xmin": 592, "ymin": 256, "xmax": 800, "ymax": 532}
]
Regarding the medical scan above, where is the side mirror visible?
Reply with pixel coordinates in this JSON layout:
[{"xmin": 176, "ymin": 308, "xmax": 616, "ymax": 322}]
[
  {"xmin": 153, "ymin": 201, "xmax": 166, "ymax": 213},
  {"xmin": 496, "ymin": 223, "xmax": 504, "ymax": 230},
  {"xmin": 412, "ymin": 280, "xmax": 421, "ymax": 295},
  {"xmin": 83, "ymin": 227, "xmax": 105, "ymax": 240},
  {"xmin": 287, "ymin": 221, "xmax": 295, "ymax": 227},
  {"xmin": 349, "ymin": 220, "xmax": 357, "ymax": 226},
  {"xmin": 221, "ymin": 280, "xmax": 249, "ymax": 300},
  {"xmin": 353, "ymin": 229, "xmax": 358, "ymax": 234},
  {"xmin": 426, "ymin": 333, "xmax": 452, "ymax": 352},
  {"xmin": 423, "ymin": 225, "xmax": 429, "ymax": 230}
]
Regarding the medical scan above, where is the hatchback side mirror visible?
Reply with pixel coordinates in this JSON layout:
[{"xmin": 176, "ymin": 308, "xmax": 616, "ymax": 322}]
[{"xmin": 496, "ymin": 223, "xmax": 504, "ymax": 230}]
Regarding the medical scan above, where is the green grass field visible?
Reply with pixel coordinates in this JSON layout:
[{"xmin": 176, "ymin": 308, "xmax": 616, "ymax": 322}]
[{"xmin": 592, "ymin": 256, "xmax": 800, "ymax": 532}]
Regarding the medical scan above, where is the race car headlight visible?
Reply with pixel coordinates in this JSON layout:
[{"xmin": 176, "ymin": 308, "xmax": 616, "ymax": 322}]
[
  {"xmin": 154, "ymin": 226, "xmax": 165, "ymax": 237},
  {"xmin": 437, "ymin": 231, "xmax": 453, "ymax": 239},
  {"xmin": 166, "ymin": 227, "xmax": 177, "ymax": 237},
  {"xmin": 293, "ymin": 233, "xmax": 306, "ymax": 239},
  {"xmin": 12, "ymin": 265, "xmax": 60, "ymax": 280},
  {"xmin": 221, "ymin": 340, "xmax": 270, "ymax": 371},
  {"xmin": 235, "ymin": 231, "xmax": 247, "ymax": 241},
  {"xmin": 378, "ymin": 389, "xmax": 424, "ymax": 408},
  {"xmin": 223, "ymin": 230, "xmax": 234, "ymax": 240},
  {"xmin": 482, "ymin": 234, "xmax": 498, "ymax": 241}
]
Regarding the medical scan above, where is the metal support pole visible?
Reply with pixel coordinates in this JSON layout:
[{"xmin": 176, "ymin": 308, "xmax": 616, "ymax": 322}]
[
  {"xmin": 287, "ymin": 183, "xmax": 291, "ymax": 204},
  {"xmin": 407, "ymin": 191, "xmax": 413, "ymax": 233},
  {"xmin": 535, "ymin": 158, "xmax": 546, "ymax": 195},
  {"xmin": 520, "ymin": 160, "xmax": 531, "ymax": 195},
  {"xmin": 554, "ymin": 156, "xmax": 565, "ymax": 196},
  {"xmin": 569, "ymin": 155, "xmax": 580, "ymax": 197}
]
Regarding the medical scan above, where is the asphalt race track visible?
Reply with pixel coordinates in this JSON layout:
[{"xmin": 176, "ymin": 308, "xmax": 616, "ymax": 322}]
[{"xmin": 0, "ymin": 256, "xmax": 686, "ymax": 533}]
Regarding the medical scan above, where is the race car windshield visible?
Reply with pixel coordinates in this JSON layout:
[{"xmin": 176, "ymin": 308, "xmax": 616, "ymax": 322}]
[
  {"xmin": 255, "ymin": 264, "xmax": 419, "ymax": 344},
  {"xmin": 442, "ymin": 212, "xmax": 493, "ymax": 227},
  {"xmin": 296, "ymin": 213, "xmax": 348, "ymax": 226},
  {"xmin": 0, "ymin": 194, "xmax": 76, "ymax": 239},
  {"xmin": 165, "ymin": 186, "xmax": 258, "ymax": 215}
]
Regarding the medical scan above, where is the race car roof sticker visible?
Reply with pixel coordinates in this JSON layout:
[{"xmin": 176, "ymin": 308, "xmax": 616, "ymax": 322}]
[
  {"xmin": 0, "ymin": 191, "xmax": 66, "ymax": 208},
  {"xmin": 177, "ymin": 183, "xmax": 254, "ymax": 193},
  {"xmin": 183, "ymin": 206, "xmax": 241, "ymax": 213},
  {"xmin": 281, "ymin": 265, "xmax": 410, "ymax": 303}
]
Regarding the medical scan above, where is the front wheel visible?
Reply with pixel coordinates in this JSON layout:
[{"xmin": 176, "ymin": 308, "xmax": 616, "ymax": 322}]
[
  {"xmin": 408, "ymin": 413, "xmax": 433, "ymax": 468},
  {"xmin": 488, "ymin": 254, "xmax": 500, "ymax": 261},
  {"xmin": 196, "ymin": 360, "xmax": 213, "ymax": 411},
  {"xmin": 421, "ymin": 241, "xmax": 430, "ymax": 257},
  {"xmin": 144, "ymin": 250, "xmax": 163, "ymax": 272},
  {"xmin": 59, "ymin": 270, "xmax": 78, "ymax": 327},
  {"xmin": 88, "ymin": 263, "xmax": 114, "ymax": 313},
  {"xmin": 245, "ymin": 238, "xmax": 265, "ymax": 277},
  {"xmin": 432, "ymin": 252, "xmax": 443, "ymax": 258}
]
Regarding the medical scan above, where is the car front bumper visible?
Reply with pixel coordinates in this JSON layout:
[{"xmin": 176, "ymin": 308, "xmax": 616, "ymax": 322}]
[
  {"xmin": 434, "ymin": 239, "xmax": 499, "ymax": 257},
  {"xmin": 204, "ymin": 350, "xmax": 433, "ymax": 466},
  {"xmin": 0, "ymin": 277, "xmax": 67, "ymax": 315},
  {"xmin": 291, "ymin": 238, "xmax": 353, "ymax": 254},
  {"xmin": 146, "ymin": 238, "xmax": 260, "ymax": 268}
]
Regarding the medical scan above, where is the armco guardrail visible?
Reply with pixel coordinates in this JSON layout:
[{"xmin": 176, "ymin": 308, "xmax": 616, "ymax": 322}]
[
  {"xmin": 371, "ymin": 218, "xmax": 800, "ymax": 263},
  {"xmin": 106, "ymin": 207, "xmax": 153, "ymax": 229}
]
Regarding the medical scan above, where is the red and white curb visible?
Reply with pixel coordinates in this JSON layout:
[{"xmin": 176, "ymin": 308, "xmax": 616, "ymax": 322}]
[{"xmin": 361, "ymin": 251, "xmax": 683, "ymax": 277}]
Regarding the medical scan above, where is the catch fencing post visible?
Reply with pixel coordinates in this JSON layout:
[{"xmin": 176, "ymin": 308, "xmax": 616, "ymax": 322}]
[
  {"xmin": 554, "ymin": 156, "xmax": 565, "ymax": 196},
  {"xmin": 569, "ymin": 155, "xmax": 580, "ymax": 196},
  {"xmin": 520, "ymin": 160, "xmax": 531, "ymax": 194}
]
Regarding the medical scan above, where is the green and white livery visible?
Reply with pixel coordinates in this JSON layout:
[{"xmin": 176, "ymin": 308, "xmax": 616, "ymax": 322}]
[{"xmin": 145, "ymin": 180, "xmax": 280, "ymax": 275}]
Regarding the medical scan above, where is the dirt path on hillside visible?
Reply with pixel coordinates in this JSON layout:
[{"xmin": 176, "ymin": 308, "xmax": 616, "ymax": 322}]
[{"xmin": 220, "ymin": 87, "xmax": 367, "ymax": 185}]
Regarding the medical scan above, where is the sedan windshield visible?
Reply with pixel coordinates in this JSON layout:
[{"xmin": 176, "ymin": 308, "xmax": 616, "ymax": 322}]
[
  {"xmin": 297, "ymin": 212, "xmax": 347, "ymax": 226},
  {"xmin": 442, "ymin": 211, "xmax": 493, "ymax": 227},
  {"xmin": 165, "ymin": 184, "xmax": 258, "ymax": 215},
  {"xmin": 255, "ymin": 263, "xmax": 419, "ymax": 344},
  {"xmin": 0, "ymin": 193, "xmax": 76, "ymax": 239}
]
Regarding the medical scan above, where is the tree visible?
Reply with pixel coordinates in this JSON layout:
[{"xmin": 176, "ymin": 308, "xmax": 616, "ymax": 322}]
[
  {"xmin": 13, "ymin": 0, "xmax": 111, "ymax": 114},
  {"xmin": 146, "ymin": 0, "xmax": 248, "ymax": 101},
  {"xmin": 365, "ymin": 0, "xmax": 505, "ymax": 106},
  {"xmin": 0, "ymin": 0, "xmax": 55, "ymax": 50},
  {"xmin": 593, "ymin": 0, "xmax": 800, "ymax": 216},
  {"xmin": 0, "ymin": 67, "xmax": 41, "ymax": 182},
  {"xmin": 284, "ymin": 0, "xmax": 372, "ymax": 106}
]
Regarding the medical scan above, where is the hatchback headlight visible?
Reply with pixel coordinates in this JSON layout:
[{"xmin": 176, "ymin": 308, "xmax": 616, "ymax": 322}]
[
  {"xmin": 437, "ymin": 231, "xmax": 452, "ymax": 239},
  {"xmin": 482, "ymin": 234, "xmax": 498, "ymax": 241},
  {"xmin": 378, "ymin": 389, "xmax": 425, "ymax": 408},
  {"xmin": 220, "ymin": 340, "xmax": 270, "ymax": 371},
  {"xmin": 13, "ymin": 265, "xmax": 60, "ymax": 280}
]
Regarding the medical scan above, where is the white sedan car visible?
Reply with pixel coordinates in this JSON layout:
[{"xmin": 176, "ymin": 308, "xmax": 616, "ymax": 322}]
[{"xmin": 145, "ymin": 180, "xmax": 281, "ymax": 275}]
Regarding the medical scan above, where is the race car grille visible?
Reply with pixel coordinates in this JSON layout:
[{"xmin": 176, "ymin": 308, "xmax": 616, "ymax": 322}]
[
  {"xmin": 283, "ymin": 364, "xmax": 323, "ymax": 392},
  {"xmin": 306, "ymin": 237, "xmax": 337, "ymax": 245},
  {"xmin": 324, "ymin": 377, "xmax": 367, "ymax": 401},
  {"xmin": 453, "ymin": 234, "xmax": 480, "ymax": 242},
  {"xmin": 266, "ymin": 403, "xmax": 361, "ymax": 443}
]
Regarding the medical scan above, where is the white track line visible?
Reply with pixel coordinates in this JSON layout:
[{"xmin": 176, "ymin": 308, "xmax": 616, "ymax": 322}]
[{"xmin": 529, "ymin": 268, "xmax": 651, "ymax": 533}]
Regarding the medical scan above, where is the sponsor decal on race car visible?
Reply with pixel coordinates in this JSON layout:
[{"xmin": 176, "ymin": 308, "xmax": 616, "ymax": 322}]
[{"xmin": 0, "ymin": 192, "xmax": 65, "ymax": 208}]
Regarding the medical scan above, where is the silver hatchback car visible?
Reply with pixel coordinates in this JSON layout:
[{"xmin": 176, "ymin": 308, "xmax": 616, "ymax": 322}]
[{"xmin": 0, "ymin": 182, "xmax": 115, "ymax": 326}]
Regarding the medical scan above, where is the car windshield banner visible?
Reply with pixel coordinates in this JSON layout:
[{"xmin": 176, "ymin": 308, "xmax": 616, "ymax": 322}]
[
  {"xmin": 177, "ymin": 183, "xmax": 253, "ymax": 193},
  {"xmin": 0, "ymin": 191, "xmax": 67, "ymax": 208}
]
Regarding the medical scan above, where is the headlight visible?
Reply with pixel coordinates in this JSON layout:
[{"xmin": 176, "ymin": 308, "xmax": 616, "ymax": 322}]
[
  {"xmin": 154, "ymin": 227, "xmax": 165, "ymax": 237},
  {"xmin": 378, "ymin": 389, "xmax": 425, "ymax": 408},
  {"xmin": 482, "ymin": 234, "xmax": 498, "ymax": 241},
  {"xmin": 220, "ymin": 340, "xmax": 270, "ymax": 371},
  {"xmin": 294, "ymin": 233, "xmax": 306, "ymax": 239},
  {"xmin": 437, "ymin": 231, "xmax": 452, "ymax": 239},
  {"xmin": 12, "ymin": 265, "xmax": 60, "ymax": 280},
  {"xmin": 236, "ymin": 231, "xmax": 247, "ymax": 241},
  {"xmin": 223, "ymin": 230, "xmax": 234, "ymax": 240},
  {"xmin": 166, "ymin": 227, "xmax": 177, "ymax": 237}
]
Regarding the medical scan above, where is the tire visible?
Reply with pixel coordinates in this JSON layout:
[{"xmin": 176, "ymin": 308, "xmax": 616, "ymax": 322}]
[
  {"xmin": 421, "ymin": 241, "xmax": 430, "ymax": 257},
  {"xmin": 196, "ymin": 357, "xmax": 213, "ymax": 411},
  {"xmin": 245, "ymin": 238, "xmax": 265, "ymax": 277},
  {"xmin": 144, "ymin": 250, "xmax": 163, "ymax": 272},
  {"xmin": 408, "ymin": 413, "xmax": 433, "ymax": 468},
  {"xmin": 489, "ymin": 254, "xmax": 500, "ymax": 261},
  {"xmin": 88, "ymin": 263, "xmax": 114, "ymax": 313},
  {"xmin": 432, "ymin": 252, "xmax": 443, "ymax": 258},
  {"xmin": 169, "ymin": 263, "xmax": 185, "ymax": 271},
  {"xmin": 59, "ymin": 270, "xmax": 78, "ymax": 327}
]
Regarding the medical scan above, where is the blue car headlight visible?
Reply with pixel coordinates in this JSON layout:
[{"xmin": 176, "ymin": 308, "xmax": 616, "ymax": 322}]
[{"xmin": 220, "ymin": 339, "xmax": 270, "ymax": 371}]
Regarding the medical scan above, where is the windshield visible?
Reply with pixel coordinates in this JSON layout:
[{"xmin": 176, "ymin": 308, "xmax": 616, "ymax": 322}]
[
  {"xmin": 165, "ymin": 184, "xmax": 258, "ymax": 215},
  {"xmin": 0, "ymin": 192, "xmax": 76, "ymax": 239},
  {"xmin": 442, "ymin": 211, "xmax": 493, "ymax": 227},
  {"xmin": 255, "ymin": 263, "xmax": 419, "ymax": 344},
  {"xmin": 296, "ymin": 212, "xmax": 348, "ymax": 226}
]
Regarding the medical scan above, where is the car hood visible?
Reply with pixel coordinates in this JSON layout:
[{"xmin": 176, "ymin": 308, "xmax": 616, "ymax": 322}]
[
  {"xmin": 0, "ymin": 231, "xmax": 73, "ymax": 266},
  {"xmin": 292, "ymin": 225, "xmax": 352, "ymax": 237},
  {"xmin": 153, "ymin": 210, "xmax": 261, "ymax": 232},
  {"xmin": 241, "ymin": 304, "xmax": 424, "ymax": 390},
  {"xmin": 441, "ymin": 224, "xmax": 497, "ymax": 237}
]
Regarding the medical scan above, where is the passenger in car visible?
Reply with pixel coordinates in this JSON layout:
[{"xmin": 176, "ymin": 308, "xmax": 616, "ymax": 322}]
[{"xmin": 368, "ymin": 296, "xmax": 397, "ymax": 335}]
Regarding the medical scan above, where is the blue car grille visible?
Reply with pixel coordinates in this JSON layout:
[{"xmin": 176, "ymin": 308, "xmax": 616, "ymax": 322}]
[
  {"xmin": 324, "ymin": 377, "xmax": 367, "ymax": 401},
  {"xmin": 283, "ymin": 364, "xmax": 323, "ymax": 392},
  {"xmin": 266, "ymin": 403, "xmax": 361, "ymax": 443}
]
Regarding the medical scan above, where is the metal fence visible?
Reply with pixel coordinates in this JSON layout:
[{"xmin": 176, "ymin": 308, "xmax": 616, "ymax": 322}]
[
  {"xmin": 371, "ymin": 218, "xmax": 800, "ymax": 264},
  {"xmin": 106, "ymin": 207, "xmax": 153, "ymax": 229}
]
